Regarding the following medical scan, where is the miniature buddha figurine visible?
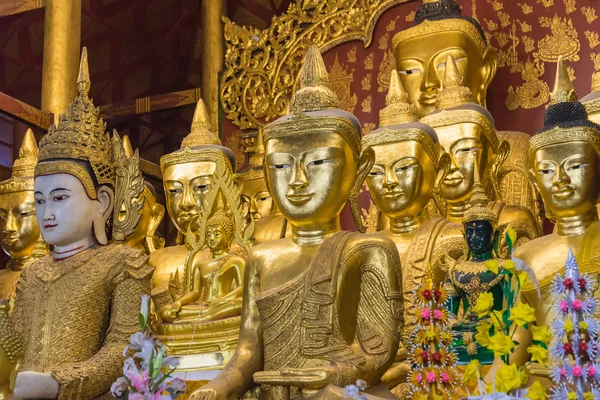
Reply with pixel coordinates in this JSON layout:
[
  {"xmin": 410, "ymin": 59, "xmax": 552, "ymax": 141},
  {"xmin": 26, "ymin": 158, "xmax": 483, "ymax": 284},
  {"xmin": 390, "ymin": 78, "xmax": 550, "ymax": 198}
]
[
  {"xmin": 362, "ymin": 70, "xmax": 465, "ymax": 389},
  {"xmin": 151, "ymin": 99, "xmax": 238, "ymax": 310},
  {"xmin": 189, "ymin": 46, "xmax": 403, "ymax": 400},
  {"xmin": 6, "ymin": 48, "xmax": 154, "ymax": 399},
  {"xmin": 421, "ymin": 55, "xmax": 540, "ymax": 256},
  {"xmin": 581, "ymin": 72, "xmax": 600, "ymax": 125},
  {"xmin": 392, "ymin": 0, "xmax": 538, "ymax": 214},
  {"xmin": 0, "ymin": 299, "xmax": 24, "ymax": 400},
  {"xmin": 0, "ymin": 129, "xmax": 47, "ymax": 302}
]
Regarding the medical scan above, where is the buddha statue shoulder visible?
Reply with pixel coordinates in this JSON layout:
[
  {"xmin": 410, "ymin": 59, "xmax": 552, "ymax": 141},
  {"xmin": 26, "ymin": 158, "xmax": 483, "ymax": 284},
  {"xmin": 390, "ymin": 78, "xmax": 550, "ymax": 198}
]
[
  {"xmin": 189, "ymin": 46, "xmax": 403, "ymax": 400},
  {"xmin": 150, "ymin": 98, "xmax": 239, "ymax": 311},
  {"xmin": 516, "ymin": 57, "xmax": 600, "ymax": 330},
  {"xmin": 5, "ymin": 48, "xmax": 154, "ymax": 400},
  {"xmin": 0, "ymin": 129, "xmax": 47, "ymax": 303},
  {"xmin": 420, "ymin": 55, "xmax": 540, "ymax": 256},
  {"xmin": 392, "ymin": 0, "xmax": 539, "ymax": 217}
]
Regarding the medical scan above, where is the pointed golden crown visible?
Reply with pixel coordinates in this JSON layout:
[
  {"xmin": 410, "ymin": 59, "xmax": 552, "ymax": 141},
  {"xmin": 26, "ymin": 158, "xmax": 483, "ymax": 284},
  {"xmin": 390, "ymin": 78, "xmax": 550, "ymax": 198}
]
[
  {"xmin": 436, "ymin": 55, "xmax": 475, "ymax": 110},
  {"xmin": 181, "ymin": 99, "xmax": 222, "ymax": 148},
  {"xmin": 379, "ymin": 70, "xmax": 419, "ymax": 127},
  {"xmin": 0, "ymin": 129, "xmax": 38, "ymax": 194},
  {"xmin": 36, "ymin": 47, "xmax": 114, "ymax": 188},
  {"xmin": 550, "ymin": 56, "xmax": 577, "ymax": 105},
  {"xmin": 462, "ymin": 159, "xmax": 497, "ymax": 226}
]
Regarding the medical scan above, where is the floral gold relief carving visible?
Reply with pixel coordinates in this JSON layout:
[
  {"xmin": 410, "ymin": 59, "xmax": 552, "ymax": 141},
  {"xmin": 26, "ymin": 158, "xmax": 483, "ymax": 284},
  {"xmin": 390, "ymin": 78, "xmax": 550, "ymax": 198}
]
[
  {"xmin": 519, "ymin": 21, "xmax": 532, "ymax": 33},
  {"xmin": 563, "ymin": 0, "xmax": 576, "ymax": 14},
  {"xmin": 523, "ymin": 36, "xmax": 535, "ymax": 53},
  {"xmin": 506, "ymin": 59, "xmax": 549, "ymax": 110},
  {"xmin": 377, "ymin": 50, "xmax": 396, "ymax": 93},
  {"xmin": 567, "ymin": 66, "xmax": 576, "ymax": 82},
  {"xmin": 486, "ymin": 0, "xmax": 503, "ymax": 12},
  {"xmin": 538, "ymin": 14, "xmax": 580, "ymax": 62},
  {"xmin": 537, "ymin": 0, "xmax": 554, "ymax": 7},
  {"xmin": 362, "ymin": 95, "xmax": 372, "ymax": 113},
  {"xmin": 386, "ymin": 16, "xmax": 399, "ymax": 32},
  {"xmin": 347, "ymin": 46, "xmax": 357, "ymax": 63},
  {"xmin": 362, "ymin": 74, "xmax": 372, "ymax": 91},
  {"xmin": 498, "ymin": 11, "xmax": 511, "ymax": 29},
  {"xmin": 361, "ymin": 199, "xmax": 379, "ymax": 234},
  {"xmin": 582, "ymin": 7, "xmax": 598, "ymax": 24},
  {"xmin": 365, "ymin": 53, "xmax": 375, "ymax": 70},
  {"xmin": 486, "ymin": 19, "xmax": 498, "ymax": 32},
  {"xmin": 591, "ymin": 53, "xmax": 600, "ymax": 70},
  {"xmin": 586, "ymin": 31, "xmax": 600, "ymax": 50},
  {"xmin": 518, "ymin": 3, "xmax": 534, "ymax": 14},
  {"xmin": 363, "ymin": 123, "xmax": 377, "ymax": 134},
  {"xmin": 328, "ymin": 54, "xmax": 357, "ymax": 113},
  {"xmin": 405, "ymin": 10, "xmax": 415, "ymax": 22}
]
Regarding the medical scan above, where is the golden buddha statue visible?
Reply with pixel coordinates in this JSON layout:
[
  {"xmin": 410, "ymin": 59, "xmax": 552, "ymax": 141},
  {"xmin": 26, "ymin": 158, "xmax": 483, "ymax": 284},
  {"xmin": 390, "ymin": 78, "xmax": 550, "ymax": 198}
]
[
  {"xmin": 150, "ymin": 98, "xmax": 238, "ymax": 310},
  {"xmin": 0, "ymin": 299, "xmax": 24, "ymax": 400},
  {"xmin": 421, "ymin": 55, "xmax": 540, "ymax": 256},
  {"xmin": 189, "ymin": 46, "xmax": 403, "ymax": 400},
  {"xmin": 0, "ymin": 129, "xmax": 47, "ymax": 303},
  {"xmin": 392, "ymin": 0, "xmax": 538, "ymax": 214},
  {"xmin": 581, "ymin": 72, "xmax": 600, "ymax": 125},
  {"xmin": 5, "ymin": 48, "xmax": 154, "ymax": 399},
  {"xmin": 362, "ymin": 70, "xmax": 464, "ymax": 389}
]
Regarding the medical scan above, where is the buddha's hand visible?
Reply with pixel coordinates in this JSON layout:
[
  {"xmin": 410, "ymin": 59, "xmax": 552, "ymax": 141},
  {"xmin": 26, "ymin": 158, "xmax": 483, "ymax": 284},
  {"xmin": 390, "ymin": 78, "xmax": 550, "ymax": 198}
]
[
  {"xmin": 159, "ymin": 301, "xmax": 181, "ymax": 322},
  {"xmin": 189, "ymin": 386, "xmax": 226, "ymax": 400},
  {"xmin": 525, "ymin": 361, "xmax": 550, "ymax": 378},
  {"xmin": 13, "ymin": 371, "xmax": 59, "ymax": 399},
  {"xmin": 253, "ymin": 366, "xmax": 335, "ymax": 390}
]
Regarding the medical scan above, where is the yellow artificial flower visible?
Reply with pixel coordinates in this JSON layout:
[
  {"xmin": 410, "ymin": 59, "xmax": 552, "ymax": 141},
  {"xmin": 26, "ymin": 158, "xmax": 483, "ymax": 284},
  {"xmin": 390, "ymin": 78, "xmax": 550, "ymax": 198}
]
[
  {"xmin": 509, "ymin": 303, "xmax": 536, "ymax": 326},
  {"xmin": 564, "ymin": 319, "xmax": 574, "ymax": 333},
  {"xmin": 580, "ymin": 321, "xmax": 590, "ymax": 331},
  {"xmin": 567, "ymin": 392, "xmax": 577, "ymax": 400},
  {"xmin": 531, "ymin": 325, "xmax": 552, "ymax": 344},
  {"xmin": 425, "ymin": 329, "xmax": 436, "ymax": 341},
  {"xmin": 473, "ymin": 292, "xmax": 495, "ymax": 318},
  {"xmin": 527, "ymin": 345, "xmax": 549, "ymax": 366},
  {"xmin": 487, "ymin": 331, "xmax": 515, "ymax": 357},
  {"xmin": 584, "ymin": 393, "xmax": 594, "ymax": 400},
  {"xmin": 516, "ymin": 270, "xmax": 530, "ymax": 286},
  {"xmin": 496, "ymin": 362, "xmax": 522, "ymax": 394},
  {"xmin": 463, "ymin": 359, "xmax": 481, "ymax": 383},
  {"xmin": 475, "ymin": 320, "xmax": 491, "ymax": 347},
  {"xmin": 520, "ymin": 368, "xmax": 530, "ymax": 386},
  {"xmin": 526, "ymin": 381, "xmax": 547, "ymax": 400},
  {"xmin": 504, "ymin": 259, "xmax": 516, "ymax": 274},
  {"xmin": 491, "ymin": 310, "xmax": 506, "ymax": 330},
  {"xmin": 486, "ymin": 259, "xmax": 500, "ymax": 274},
  {"xmin": 507, "ymin": 227, "xmax": 517, "ymax": 247}
]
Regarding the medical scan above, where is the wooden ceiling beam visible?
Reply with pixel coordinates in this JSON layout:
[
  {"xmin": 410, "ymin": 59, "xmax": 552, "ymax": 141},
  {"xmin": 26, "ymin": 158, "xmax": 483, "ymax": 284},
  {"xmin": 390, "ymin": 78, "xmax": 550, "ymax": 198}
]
[
  {"xmin": 0, "ymin": 0, "xmax": 45, "ymax": 17},
  {"xmin": 0, "ymin": 92, "xmax": 52, "ymax": 130},
  {"xmin": 99, "ymin": 88, "xmax": 200, "ymax": 120}
]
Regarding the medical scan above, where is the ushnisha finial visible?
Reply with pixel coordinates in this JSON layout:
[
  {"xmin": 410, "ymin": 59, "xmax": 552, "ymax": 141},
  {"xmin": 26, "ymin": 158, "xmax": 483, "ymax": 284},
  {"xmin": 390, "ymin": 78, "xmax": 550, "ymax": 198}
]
[
  {"xmin": 435, "ymin": 55, "xmax": 475, "ymax": 110},
  {"xmin": 462, "ymin": 158, "xmax": 498, "ymax": 226},
  {"xmin": 289, "ymin": 45, "xmax": 340, "ymax": 113},
  {"xmin": 248, "ymin": 128, "xmax": 266, "ymax": 167},
  {"xmin": 77, "ymin": 47, "xmax": 91, "ymax": 97},
  {"xmin": 122, "ymin": 135, "xmax": 134, "ymax": 158},
  {"xmin": 11, "ymin": 129, "xmax": 39, "ymax": 179},
  {"xmin": 550, "ymin": 56, "xmax": 577, "ymax": 105},
  {"xmin": 180, "ymin": 99, "xmax": 222, "ymax": 148},
  {"xmin": 379, "ymin": 69, "xmax": 419, "ymax": 126}
]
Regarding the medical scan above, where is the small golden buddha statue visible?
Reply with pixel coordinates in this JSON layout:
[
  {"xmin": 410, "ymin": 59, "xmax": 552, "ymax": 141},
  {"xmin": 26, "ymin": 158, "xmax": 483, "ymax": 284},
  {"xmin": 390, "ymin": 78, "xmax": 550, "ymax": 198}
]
[
  {"xmin": 392, "ymin": 0, "xmax": 538, "ymax": 214},
  {"xmin": 0, "ymin": 129, "xmax": 47, "ymax": 302},
  {"xmin": 581, "ymin": 72, "xmax": 600, "ymax": 125},
  {"xmin": 151, "ymin": 98, "xmax": 238, "ymax": 310},
  {"xmin": 517, "ymin": 57, "xmax": 600, "ymax": 335},
  {"xmin": 189, "ymin": 46, "xmax": 403, "ymax": 400},
  {"xmin": 0, "ymin": 299, "xmax": 24, "ymax": 400},
  {"xmin": 5, "ymin": 48, "xmax": 154, "ymax": 399},
  {"xmin": 362, "ymin": 70, "xmax": 464, "ymax": 389},
  {"xmin": 421, "ymin": 55, "xmax": 540, "ymax": 256}
]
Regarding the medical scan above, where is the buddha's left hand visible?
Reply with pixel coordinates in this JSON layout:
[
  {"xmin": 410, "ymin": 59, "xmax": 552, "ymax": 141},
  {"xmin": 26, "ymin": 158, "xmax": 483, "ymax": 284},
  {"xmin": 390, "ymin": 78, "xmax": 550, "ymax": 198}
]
[
  {"xmin": 254, "ymin": 366, "xmax": 335, "ymax": 390},
  {"xmin": 13, "ymin": 371, "xmax": 59, "ymax": 399}
]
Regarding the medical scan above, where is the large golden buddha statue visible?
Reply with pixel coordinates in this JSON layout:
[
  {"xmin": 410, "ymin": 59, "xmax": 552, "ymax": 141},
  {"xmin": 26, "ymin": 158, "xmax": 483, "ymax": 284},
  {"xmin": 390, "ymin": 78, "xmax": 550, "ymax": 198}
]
[
  {"xmin": 150, "ymin": 99, "xmax": 238, "ymax": 310},
  {"xmin": 4, "ymin": 48, "xmax": 154, "ymax": 399},
  {"xmin": 0, "ymin": 129, "xmax": 47, "ymax": 302},
  {"xmin": 421, "ymin": 55, "xmax": 540, "ymax": 255},
  {"xmin": 189, "ymin": 46, "xmax": 403, "ymax": 400},
  {"xmin": 392, "ymin": 0, "xmax": 537, "ymax": 213}
]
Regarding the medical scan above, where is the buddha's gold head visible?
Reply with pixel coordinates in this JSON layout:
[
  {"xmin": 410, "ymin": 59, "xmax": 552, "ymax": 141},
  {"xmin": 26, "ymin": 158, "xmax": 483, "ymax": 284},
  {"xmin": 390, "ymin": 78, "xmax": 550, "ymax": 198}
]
[
  {"xmin": 531, "ymin": 57, "xmax": 600, "ymax": 220},
  {"xmin": 421, "ymin": 55, "xmax": 509, "ymax": 205},
  {"xmin": 392, "ymin": 0, "xmax": 497, "ymax": 118},
  {"xmin": 263, "ymin": 46, "xmax": 370, "ymax": 230},
  {"xmin": 160, "ymin": 99, "xmax": 236, "ymax": 238},
  {"xmin": 363, "ymin": 70, "xmax": 443, "ymax": 220},
  {"xmin": 0, "ymin": 129, "xmax": 41, "ymax": 262}
]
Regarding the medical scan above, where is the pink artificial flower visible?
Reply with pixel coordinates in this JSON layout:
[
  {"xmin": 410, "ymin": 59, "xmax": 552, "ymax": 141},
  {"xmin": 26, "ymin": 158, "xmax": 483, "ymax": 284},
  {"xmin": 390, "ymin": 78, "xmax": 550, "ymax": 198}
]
[
  {"xmin": 573, "ymin": 366, "xmax": 583, "ymax": 377},
  {"xmin": 416, "ymin": 374, "xmax": 422, "ymax": 383},
  {"xmin": 110, "ymin": 377, "xmax": 128, "ymax": 398},
  {"xmin": 560, "ymin": 301, "xmax": 568, "ymax": 312},
  {"xmin": 123, "ymin": 358, "xmax": 150, "ymax": 393},
  {"xmin": 440, "ymin": 372, "xmax": 450, "ymax": 383},
  {"xmin": 433, "ymin": 309, "xmax": 444, "ymax": 320},
  {"xmin": 573, "ymin": 299, "xmax": 583, "ymax": 311},
  {"xmin": 588, "ymin": 365, "xmax": 597, "ymax": 377},
  {"xmin": 560, "ymin": 368, "xmax": 567, "ymax": 377},
  {"xmin": 170, "ymin": 377, "xmax": 186, "ymax": 392},
  {"xmin": 129, "ymin": 394, "xmax": 144, "ymax": 400},
  {"xmin": 426, "ymin": 372, "xmax": 436, "ymax": 383},
  {"xmin": 421, "ymin": 308, "xmax": 431, "ymax": 320}
]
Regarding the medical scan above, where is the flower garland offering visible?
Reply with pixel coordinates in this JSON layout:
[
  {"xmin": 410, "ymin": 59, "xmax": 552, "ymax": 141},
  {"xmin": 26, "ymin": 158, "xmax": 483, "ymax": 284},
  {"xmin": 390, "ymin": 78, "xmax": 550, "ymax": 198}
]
[
  {"xmin": 111, "ymin": 295, "xmax": 186, "ymax": 400},
  {"xmin": 548, "ymin": 249, "xmax": 600, "ymax": 400}
]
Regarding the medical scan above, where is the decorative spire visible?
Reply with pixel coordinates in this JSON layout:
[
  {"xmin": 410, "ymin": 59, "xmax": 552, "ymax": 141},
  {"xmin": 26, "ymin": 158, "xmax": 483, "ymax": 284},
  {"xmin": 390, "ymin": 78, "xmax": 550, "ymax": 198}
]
[
  {"xmin": 77, "ymin": 47, "xmax": 91, "ymax": 97},
  {"xmin": 550, "ymin": 56, "xmax": 577, "ymax": 105},
  {"xmin": 564, "ymin": 248, "xmax": 579, "ymax": 281},
  {"xmin": 379, "ymin": 70, "xmax": 419, "ymax": 126},
  {"xmin": 12, "ymin": 128, "xmax": 38, "ymax": 179},
  {"xmin": 289, "ymin": 45, "xmax": 339, "ymax": 113},
  {"xmin": 122, "ymin": 135, "xmax": 134, "ymax": 158},
  {"xmin": 435, "ymin": 55, "xmax": 475, "ymax": 110},
  {"xmin": 462, "ymin": 158, "xmax": 498, "ymax": 226},
  {"xmin": 180, "ymin": 98, "xmax": 222, "ymax": 148},
  {"xmin": 248, "ymin": 128, "xmax": 265, "ymax": 167}
]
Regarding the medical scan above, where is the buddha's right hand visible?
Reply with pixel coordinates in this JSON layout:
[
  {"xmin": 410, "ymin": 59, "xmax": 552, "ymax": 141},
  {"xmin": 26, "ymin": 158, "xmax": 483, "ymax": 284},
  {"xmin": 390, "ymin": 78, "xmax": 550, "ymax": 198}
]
[
  {"xmin": 525, "ymin": 362, "xmax": 550, "ymax": 378},
  {"xmin": 159, "ymin": 301, "xmax": 181, "ymax": 323},
  {"xmin": 189, "ymin": 387, "xmax": 221, "ymax": 400}
]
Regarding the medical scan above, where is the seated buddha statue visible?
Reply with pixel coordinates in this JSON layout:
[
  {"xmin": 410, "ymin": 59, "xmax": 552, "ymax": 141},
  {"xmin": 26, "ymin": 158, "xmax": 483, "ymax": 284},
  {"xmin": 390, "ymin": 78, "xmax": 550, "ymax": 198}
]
[
  {"xmin": 150, "ymin": 98, "xmax": 238, "ymax": 310},
  {"xmin": 517, "ymin": 59, "xmax": 600, "ymax": 375},
  {"xmin": 0, "ymin": 129, "xmax": 47, "ymax": 303},
  {"xmin": 362, "ymin": 70, "xmax": 464, "ymax": 389},
  {"xmin": 421, "ymin": 55, "xmax": 540, "ymax": 256},
  {"xmin": 392, "ymin": 0, "xmax": 538, "ymax": 215},
  {"xmin": 189, "ymin": 46, "xmax": 403, "ymax": 400},
  {"xmin": 4, "ymin": 48, "xmax": 154, "ymax": 399}
]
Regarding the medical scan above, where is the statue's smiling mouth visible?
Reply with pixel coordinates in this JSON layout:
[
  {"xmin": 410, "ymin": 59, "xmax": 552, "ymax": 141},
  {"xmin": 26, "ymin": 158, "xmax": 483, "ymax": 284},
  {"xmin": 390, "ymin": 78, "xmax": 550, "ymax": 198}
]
[
  {"xmin": 44, "ymin": 223, "xmax": 57, "ymax": 229},
  {"xmin": 286, "ymin": 193, "xmax": 313, "ymax": 204}
]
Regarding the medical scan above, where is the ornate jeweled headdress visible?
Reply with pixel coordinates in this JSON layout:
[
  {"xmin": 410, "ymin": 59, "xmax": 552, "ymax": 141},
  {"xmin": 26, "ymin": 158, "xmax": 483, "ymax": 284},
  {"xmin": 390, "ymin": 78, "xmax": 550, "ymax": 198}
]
[
  {"xmin": 238, "ymin": 128, "xmax": 266, "ymax": 183},
  {"xmin": 35, "ymin": 47, "xmax": 114, "ymax": 199},
  {"xmin": 530, "ymin": 57, "xmax": 600, "ymax": 158},
  {"xmin": 0, "ymin": 129, "xmax": 38, "ymax": 194},
  {"xmin": 392, "ymin": 0, "xmax": 488, "ymax": 56},
  {"xmin": 462, "ymin": 159, "xmax": 498, "ymax": 227},
  {"xmin": 206, "ymin": 193, "xmax": 235, "ymax": 242}
]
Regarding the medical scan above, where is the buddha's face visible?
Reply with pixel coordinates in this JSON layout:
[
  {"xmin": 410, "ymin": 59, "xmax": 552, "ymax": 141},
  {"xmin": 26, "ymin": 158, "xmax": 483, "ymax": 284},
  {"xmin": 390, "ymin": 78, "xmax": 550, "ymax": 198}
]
[
  {"xmin": 163, "ymin": 161, "xmax": 216, "ymax": 234},
  {"xmin": 0, "ymin": 190, "xmax": 40, "ymax": 259},
  {"xmin": 395, "ymin": 32, "xmax": 492, "ymax": 117},
  {"xmin": 241, "ymin": 178, "xmax": 274, "ymax": 220},
  {"xmin": 366, "ymin": 140, "xmax": 435, "ymax": 220},
  {"xmin": 124, "ymin": 189, "xmax": 162, "ymax": 249},
  {"xmin": 533, "ymin": 141, "xmax": 600, "ymax": 218},
  {"xmin": 34, "ymin": 174, "xmax": 102, "ymax": 247},
  {"xmin": 265, "ymin": 132, "xmax": 357, "ymax": 227},
  {"xmin": 464, "ymin": 220, "xmax": 494, "ymax": 254},
  {"xmin": 207, "ymin": 225, "xmax": 228, "ymax": 252},
  {"xmin": 436, "ymin": 122, "xmax": 491, "ymax": 203}
]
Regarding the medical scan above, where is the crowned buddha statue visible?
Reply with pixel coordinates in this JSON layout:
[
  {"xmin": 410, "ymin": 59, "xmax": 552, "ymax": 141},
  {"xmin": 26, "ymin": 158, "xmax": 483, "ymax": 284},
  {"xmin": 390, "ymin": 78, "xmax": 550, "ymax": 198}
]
[
  {"xmin": 392, "ymin": 0, "xmax": 538, "ymax": 214},
  {"xmin": 362, "ymin": 70, "xmax": 464, "ymax": 389},
  {"xmin": 151, "ymin": 99, "xmax": 238, "ymax": 311},
  {"xmin": 4, "ymin": 48, "xmax": 154, "ymax": 400},
  {"xmin": 420, "ymin": 55, "xmax": 540, "ymax": 256},
  {"xmin": 0, "ymin": 129, "xmax": 47, "ymax": 303},
  {"xmin": 189, "ymin": 46, "xmax": 403, "ymax": 400}
]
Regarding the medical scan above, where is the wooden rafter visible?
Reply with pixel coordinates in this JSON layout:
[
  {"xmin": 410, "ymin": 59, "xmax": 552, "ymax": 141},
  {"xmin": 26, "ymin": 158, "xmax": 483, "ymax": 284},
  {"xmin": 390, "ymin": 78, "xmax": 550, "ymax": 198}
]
[
  {"xmin": 0, "ymin": 92, "xmax": 52, "ymax": 130},
  {"xmin": 0, "ymin": 0, "xmax": 45, "ymax": 17},
  {"xmin": 99, "ymin": 88, "xmax": 201, "ymax": 120}
]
